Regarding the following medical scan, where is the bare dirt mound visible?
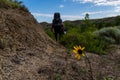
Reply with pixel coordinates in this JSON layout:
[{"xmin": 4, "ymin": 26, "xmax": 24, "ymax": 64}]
[{"xmin": 0, "ymin": 8, "xmax": 120, "ymax": 80}]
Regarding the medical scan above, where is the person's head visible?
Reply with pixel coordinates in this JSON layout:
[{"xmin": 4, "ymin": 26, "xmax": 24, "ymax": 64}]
[{"xmin": 54, "ymin": 12, "xmax": 61, "ymax": 19}]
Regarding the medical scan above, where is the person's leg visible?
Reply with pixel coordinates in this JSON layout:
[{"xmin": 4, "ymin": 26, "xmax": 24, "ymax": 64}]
[
  {"xmin": 54, "ymin": 32, "xmax": 58, "ymax": 41},
  {"xmin": 58, "ymin": 30, "xmax": 62, "ymax": 41},
  {"xmin": 54, "ymin": 28, "xmax": 58, "ymax": 41}
]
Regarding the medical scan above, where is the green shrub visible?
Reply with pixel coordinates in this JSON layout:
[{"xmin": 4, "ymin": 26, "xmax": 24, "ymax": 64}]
[
  {"xmin": 0, "ymin": 0, "xmax": 28, "ymax": 12},
  {"xmin": 0, "ymin": 0, "xmax": 8, "ymax": 8},
  {"xmin": 94, "ymin": 27, "xmax": 120, "ymax": 44},
  {"xmin": 60, "ymin": 33, "xmax": 80, "ymax": 48},
  {"xmin": 116, "ymin": 26, "xmax": 120, "ymax": 30},
  {"xmin": 45, "ymin": 29, "xmax": 55, "ymax": 40},
  {"xmin": 60, "ymin": 27, "xmax": 107, "ymax": 54},
  {"xmin": 81, "ymin": 31, "xmax": 107, "ymax": 54}
]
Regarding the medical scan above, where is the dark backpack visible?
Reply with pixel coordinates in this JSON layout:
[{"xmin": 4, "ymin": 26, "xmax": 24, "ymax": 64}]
[
  {"xmin": 52, "ymin": 13, "xmax": 64, "ymax": 34},
  {"xmin": 53, "ymin": 19, "xmax": 62, "ymax": 28},
  {"xmin": 52, "ymin": 13, "xmax": 63, "ymax": 29}
]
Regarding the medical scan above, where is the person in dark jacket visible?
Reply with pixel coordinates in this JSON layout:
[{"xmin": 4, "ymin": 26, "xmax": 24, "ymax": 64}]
[{"xmin": 52, "ymin": 12, "xmax": 64, "ymax": 41}]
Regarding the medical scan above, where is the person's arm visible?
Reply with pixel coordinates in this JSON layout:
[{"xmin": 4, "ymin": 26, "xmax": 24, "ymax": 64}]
[{"xmin": 61, "ymin": 19, "xmax": 64, "ymax": 29}]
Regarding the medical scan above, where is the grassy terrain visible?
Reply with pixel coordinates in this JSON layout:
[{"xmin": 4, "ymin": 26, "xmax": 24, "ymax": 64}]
[{"xmin": 45, "ymin": 14, "xmax": 120, "ymax": 55}]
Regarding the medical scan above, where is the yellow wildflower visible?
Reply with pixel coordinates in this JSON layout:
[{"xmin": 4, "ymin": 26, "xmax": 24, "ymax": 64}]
[{"xmin": 73, "ymin": 45, "xmax": 85, "ymax": 60}]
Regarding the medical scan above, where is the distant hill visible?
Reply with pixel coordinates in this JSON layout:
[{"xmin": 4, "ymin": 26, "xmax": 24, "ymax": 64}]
[
  {"xmin": 40, "ymin": 16, "xmax": 120, "ymax": 29},
  {"xmin": 40, "ymin": 22, "xmax": 52, "ymax": 30}
]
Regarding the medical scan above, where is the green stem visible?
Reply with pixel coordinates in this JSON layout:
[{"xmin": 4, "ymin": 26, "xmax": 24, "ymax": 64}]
[{"xmin": 85, "ymin": 53, "xmax": 94, "ymax": 80}]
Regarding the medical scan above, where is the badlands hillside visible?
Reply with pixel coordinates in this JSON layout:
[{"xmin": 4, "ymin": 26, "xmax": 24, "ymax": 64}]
[{"xmin": 0, "ymin": 2, "xmax": 120, "ymax": 80}]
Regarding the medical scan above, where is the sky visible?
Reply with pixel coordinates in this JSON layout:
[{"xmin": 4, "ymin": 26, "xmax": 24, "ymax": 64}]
[{"xmin": 18, "ymin": 0, "xmax": 120, "ymax": 23}]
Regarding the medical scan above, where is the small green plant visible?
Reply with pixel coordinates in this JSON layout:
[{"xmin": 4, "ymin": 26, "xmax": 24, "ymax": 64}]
[
  {"xmin": 66, "ymin": 49, "xmax": 71, "ymax": 54},
  {"xmin": 45, "ymin": 29, "xmax": 55, "ymax": 40},
  {"xmin": 54, "ymin": 74, "xmax": 62, "ymax": 80},
  {"xmin": 0, "ymin": 38, "xmax": 7, "ymax": 49},
  {"xmin": 104, "ymin": 77, "xmax": 116, "ymax": 80}
]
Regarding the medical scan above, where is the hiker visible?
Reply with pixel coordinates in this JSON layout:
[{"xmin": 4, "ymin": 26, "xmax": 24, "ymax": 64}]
[{"xmin": 52, "ymin": 12, "xmax": 64, "ymax": 41}]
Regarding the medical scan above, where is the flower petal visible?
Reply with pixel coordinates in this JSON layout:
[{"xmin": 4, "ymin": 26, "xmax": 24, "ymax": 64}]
[
  {"xmin": 73, "ymin": 50, "xmax": 78, "ymax": 54},
  {"xmin": 74, "ymin": 46, "xmax": 78, "ymax": 50},
  {"xmin": 78, "ymin": 45, "xmax": 82, "ymax": 49},
  {"xmin": 77, "ymin": 55, "xmax": 81, "ymax": 60},
  {"xmin": 81, "ymin": 47, "xmax": 85, "ymax": 50},
  {"xmin": 75, "ymin": 54, "xmax": 78, "ymax": 58},
  {"xmin": 82, "ymin": 53, "xmax": 85, "ymax": 57}
]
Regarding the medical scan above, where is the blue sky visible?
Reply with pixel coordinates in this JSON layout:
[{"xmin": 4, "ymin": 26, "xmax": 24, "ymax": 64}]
[{"xmin": 18, "ymin": 0, "xmax": 120, "ymax": 23}]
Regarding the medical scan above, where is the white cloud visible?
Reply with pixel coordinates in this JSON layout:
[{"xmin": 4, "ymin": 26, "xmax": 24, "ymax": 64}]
[
  {"xmin": 72, "ymin": 0, "xmax": 120, "ymax": 6},
  {"xmin": 72, "ymin": 0, "xmax": 120, "ymax": 18},
  {"xmin": 31, "ymin": 11, "xmax": 119, "ymax": 22},
  {"xmin": 82, "ymin": 10, "xmax": 118, "ymax": 16},
  {"xmin": 81, "ymin": 10, "xmax": 120, "ymax": 19},
  {"xmin": 32, "ymin": 12, "xmax": 82, "ymax": 21},
  {"xmin": 62, "ymin": 15, "xmax": 82, "ymax": 20},
  {"xmin": 105, "ymin": 13, "xmax": 119, "ymax": 17},
  {"xmin": 32, "ymin": 13, "xmax": 53, "ymax": 17},
  {"xmin": 115, "ymin": 6, "xmax": 120, "ymax": 12},
  {"xmin": 59, "ymin": 4, "xmax": 64, "ymax": 8}
]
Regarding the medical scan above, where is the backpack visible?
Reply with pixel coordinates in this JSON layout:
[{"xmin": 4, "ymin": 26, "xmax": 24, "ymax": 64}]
[
  {"xmin": 53, "ymin": 18, "xmax": 62, "ymax": 28},
  {"xmin": 52, "ymin": 13, "xmax": 63, "ymax": 31}
]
